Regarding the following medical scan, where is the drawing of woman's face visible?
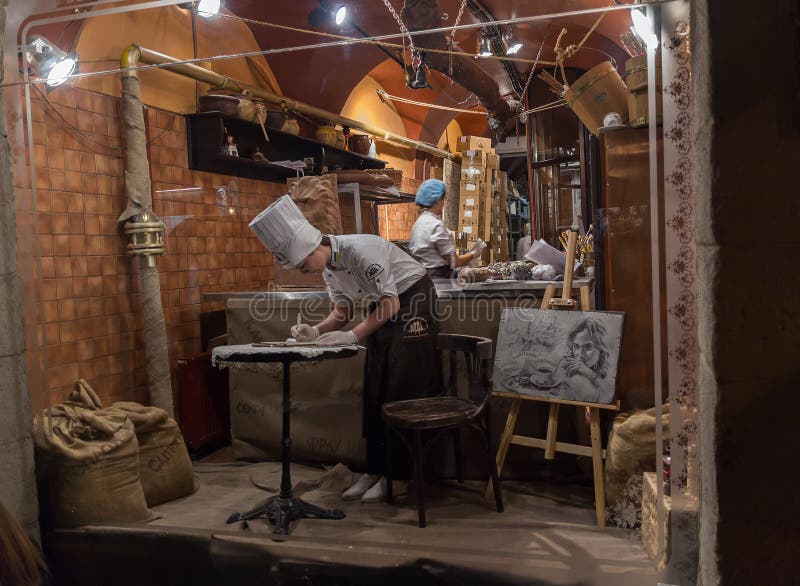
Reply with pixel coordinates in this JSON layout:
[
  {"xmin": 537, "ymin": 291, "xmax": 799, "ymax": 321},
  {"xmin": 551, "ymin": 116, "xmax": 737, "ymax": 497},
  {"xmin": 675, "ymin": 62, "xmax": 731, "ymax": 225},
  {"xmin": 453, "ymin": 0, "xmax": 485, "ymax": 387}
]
[{"xmin": 571, "ymin": 329, "xmax": 600, "ymax": 368}]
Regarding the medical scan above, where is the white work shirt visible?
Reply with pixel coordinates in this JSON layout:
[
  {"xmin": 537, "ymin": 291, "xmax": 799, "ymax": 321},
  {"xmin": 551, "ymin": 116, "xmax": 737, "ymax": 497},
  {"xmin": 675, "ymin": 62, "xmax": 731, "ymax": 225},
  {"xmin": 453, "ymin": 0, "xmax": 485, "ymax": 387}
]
[
  {"xmin": 408, "ymin": 211, "xmax": 456, "ymax": 269},
  {"xmin": 323, "ymin": 234, "xmax": 426, "ymax": 306},
  {"xmin": 516, "ymin": 235, "xmax": 532, "ymax": 260}
]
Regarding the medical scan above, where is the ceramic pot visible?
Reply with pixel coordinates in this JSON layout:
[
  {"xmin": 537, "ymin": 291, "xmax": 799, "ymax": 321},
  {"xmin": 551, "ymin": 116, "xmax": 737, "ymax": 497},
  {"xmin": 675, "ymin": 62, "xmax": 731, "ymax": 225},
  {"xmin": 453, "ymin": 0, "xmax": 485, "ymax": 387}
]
[
  {"xmin": 265, "ymin": 110, "xmax": 288, "ymax": 130},
  {"xmin": 315, "ymin": 125, "xmax": 338, "ymax": 146},
  {"xmin": 334, "ymin": 128, "xmax": 346, "ymax": 149},
  {"xmin": 349, "ymin": 134, "xmax": 372, "ymax": 155},
  {"xmin": 281, "ymin": 118, "xmax": 300, "ymax": 135}
]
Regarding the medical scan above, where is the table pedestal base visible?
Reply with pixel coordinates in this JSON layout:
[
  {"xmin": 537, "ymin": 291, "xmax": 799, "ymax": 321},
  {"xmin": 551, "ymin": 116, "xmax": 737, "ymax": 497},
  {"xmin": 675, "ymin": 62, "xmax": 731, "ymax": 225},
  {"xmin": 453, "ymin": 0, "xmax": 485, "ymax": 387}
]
[{"xmin": 227, "ymin": 496, "xmax": 345, "ymax": 535}]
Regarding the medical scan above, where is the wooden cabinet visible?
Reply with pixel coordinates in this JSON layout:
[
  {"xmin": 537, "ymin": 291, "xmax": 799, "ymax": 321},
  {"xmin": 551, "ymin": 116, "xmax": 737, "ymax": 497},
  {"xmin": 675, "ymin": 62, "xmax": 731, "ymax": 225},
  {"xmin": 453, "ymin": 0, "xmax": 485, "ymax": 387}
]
[{"xmin": 600, "ymin": 127, "xmax": 665, "ymax": 410}]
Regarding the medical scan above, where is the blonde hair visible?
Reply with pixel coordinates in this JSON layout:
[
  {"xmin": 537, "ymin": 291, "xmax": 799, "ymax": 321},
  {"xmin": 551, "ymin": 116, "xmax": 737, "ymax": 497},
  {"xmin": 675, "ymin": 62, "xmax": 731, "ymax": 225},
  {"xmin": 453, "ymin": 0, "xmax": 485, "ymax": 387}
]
[{"xmin": 0, "ymin": 500, "xmax": 47, "ymax": 586}]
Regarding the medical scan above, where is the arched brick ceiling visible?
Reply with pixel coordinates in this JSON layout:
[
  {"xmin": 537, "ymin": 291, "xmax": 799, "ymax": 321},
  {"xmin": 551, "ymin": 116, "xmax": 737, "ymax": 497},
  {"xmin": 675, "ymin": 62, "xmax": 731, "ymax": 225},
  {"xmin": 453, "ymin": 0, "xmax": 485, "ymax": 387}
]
[{"xmin": 229, "ymin": 0, "xmax": 631, "ymax": 138}]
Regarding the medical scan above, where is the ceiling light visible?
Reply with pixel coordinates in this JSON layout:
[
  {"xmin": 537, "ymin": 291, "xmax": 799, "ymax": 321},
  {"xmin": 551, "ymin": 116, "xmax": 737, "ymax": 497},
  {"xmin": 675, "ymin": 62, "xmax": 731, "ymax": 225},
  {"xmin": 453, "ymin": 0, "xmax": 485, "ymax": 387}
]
[
  {"xmin": 197, "ymin": 0, "xmax": 221, "ymax": 17},
  {"xmin": 631, "ymin": 8, "xmax": 658, "ymax": 51},
  {"xmin": 503, "ymin": 29, "xmax": 523, "ymax": 55},
  {"xmin": 476, "ymin": 29, "xmax": 493, "ymax": 58},
  {"xmin": 24, "ymin": 36, "xmax": 78, "ymax": 89},
  {"xmin": 334, "ymin": 5, "xmax": 347, "ymax": 26}
]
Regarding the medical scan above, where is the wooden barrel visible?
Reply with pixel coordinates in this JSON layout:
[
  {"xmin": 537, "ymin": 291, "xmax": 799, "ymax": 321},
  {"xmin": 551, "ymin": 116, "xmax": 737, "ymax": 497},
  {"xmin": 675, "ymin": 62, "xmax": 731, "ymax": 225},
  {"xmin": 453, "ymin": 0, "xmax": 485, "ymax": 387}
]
[
  {"xmin": 563, "ymin": 61, "xmax": 629, "ymax": 135},
  {"xmin": 624, "ymin": 55, "xmax": 663, "ymax": 127}
]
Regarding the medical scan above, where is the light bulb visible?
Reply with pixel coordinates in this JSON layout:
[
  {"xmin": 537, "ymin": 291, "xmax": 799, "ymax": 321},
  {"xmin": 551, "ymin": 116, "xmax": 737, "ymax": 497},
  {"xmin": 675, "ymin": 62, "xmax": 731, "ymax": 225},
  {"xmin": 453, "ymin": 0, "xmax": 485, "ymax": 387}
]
[
  {"xmin": 631, "ymin": 8, "xmax": 658, "ymax": 51},
  {"xmin": 476, "ymin": 30, "xmax": 493, "ymax": 58},
  {"xmin": 503, "ymin": 29, "xmax": 523, "ymax": 55},
  {"xmin": 46, "ymin": 56, "xmax": 77, "ymax": 87},
  {"xmin": 334, "ymin": 5, "xmax": 347, "ymax": 26},
  {"xmin": 197, "ymin": 0, "xmax": 220, "ymax": 17},
  {"xmin": 506, "ymin": 41, "xmax": 523, "ymax": 55}
]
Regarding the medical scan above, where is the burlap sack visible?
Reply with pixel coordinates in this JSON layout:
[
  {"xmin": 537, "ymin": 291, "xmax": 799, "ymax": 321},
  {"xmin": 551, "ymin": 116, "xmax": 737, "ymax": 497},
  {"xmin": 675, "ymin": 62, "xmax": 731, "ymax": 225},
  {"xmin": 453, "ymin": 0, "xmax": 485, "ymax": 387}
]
[
  {"xmin": 33, "ymin": 401, "xmax": 151, "ymax": 528},
  {"xmin": 70, "ymin": 378, "xmax": 102, "ymax": 408},
  {"xmin": 287, "ymin": 174, "xmax": 343, "ymax": 235},
  {"xmin": 604, "ymin": 404, "xmax": 670, "ymax": 506},
  {"xmin": 113, "ymin": 402, "xmax": 196, "ymax": 506}
]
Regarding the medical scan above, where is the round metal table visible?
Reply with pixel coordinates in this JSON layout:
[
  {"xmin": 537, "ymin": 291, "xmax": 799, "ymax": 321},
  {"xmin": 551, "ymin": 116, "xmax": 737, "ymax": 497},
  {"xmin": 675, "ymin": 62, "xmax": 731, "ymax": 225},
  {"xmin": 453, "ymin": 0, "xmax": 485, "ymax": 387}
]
[{"xmin": 212, "ymin": 343, "xmax": 360, "ymax": 535}]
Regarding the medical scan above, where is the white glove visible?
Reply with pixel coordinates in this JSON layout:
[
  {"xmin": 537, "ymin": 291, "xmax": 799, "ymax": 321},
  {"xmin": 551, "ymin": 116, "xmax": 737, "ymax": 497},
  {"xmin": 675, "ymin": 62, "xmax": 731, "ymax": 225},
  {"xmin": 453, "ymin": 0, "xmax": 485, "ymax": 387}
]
[
  {"xmin": 290, "ymin": 323, "xmax": 319, "ymax": 342},
  {"xmin": 469, "ymin": 238, "xmax": 486, "ymax": 262},
  {"xmin": 316, "ymin": 330, "xmax": 358, "ymax": 346}
]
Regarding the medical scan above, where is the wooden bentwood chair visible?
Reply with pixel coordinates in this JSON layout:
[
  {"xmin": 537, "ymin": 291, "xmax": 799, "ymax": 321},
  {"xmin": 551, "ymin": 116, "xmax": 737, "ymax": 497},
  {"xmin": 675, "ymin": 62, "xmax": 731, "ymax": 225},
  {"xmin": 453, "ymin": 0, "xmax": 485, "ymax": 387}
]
[{"xmin": 381, "ymin": 333, "xmax": 504, "ymax": 528}]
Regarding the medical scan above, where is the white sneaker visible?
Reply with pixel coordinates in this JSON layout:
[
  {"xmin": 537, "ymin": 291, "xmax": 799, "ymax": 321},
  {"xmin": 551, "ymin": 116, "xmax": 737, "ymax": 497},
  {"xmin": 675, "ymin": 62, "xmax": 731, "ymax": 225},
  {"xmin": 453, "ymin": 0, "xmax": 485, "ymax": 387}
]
[
  {"xmin": 361, "ymin": 477, "xmax": 387, "ymax": 503},
  {"xmin": 342, "ymin": 473, "xmax": 381, "ymax": 501}
]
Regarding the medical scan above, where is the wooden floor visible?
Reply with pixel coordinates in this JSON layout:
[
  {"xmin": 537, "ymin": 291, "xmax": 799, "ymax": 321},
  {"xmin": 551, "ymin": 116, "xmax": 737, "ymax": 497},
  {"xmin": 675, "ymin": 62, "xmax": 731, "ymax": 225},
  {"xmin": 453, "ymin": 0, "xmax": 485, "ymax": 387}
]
[{"xmin": 46, "ymin": 455, "xmax": 655, "ymax": 585}]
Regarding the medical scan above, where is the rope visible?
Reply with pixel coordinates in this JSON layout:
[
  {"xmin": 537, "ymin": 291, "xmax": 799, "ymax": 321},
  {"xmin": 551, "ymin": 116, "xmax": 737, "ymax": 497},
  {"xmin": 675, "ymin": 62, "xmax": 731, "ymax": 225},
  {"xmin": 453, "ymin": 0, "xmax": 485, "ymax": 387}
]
[
  {"xmin": 377, "ymin": 89, "xmax": 486, "ymax": 114},
  {"xmin": 209, "ymin": 10, "xmax": 558, "ymax": 67},
  {"xmin": 554, "ymin": 9, "xmax": 609, "ymax": 87},
  {"xmin": 521, "ymin": 99, "xmax": 568, "ymax": 115},
  {"xmin": 377, "ymin": 88, "xmax": 564, "ymax": 117}
]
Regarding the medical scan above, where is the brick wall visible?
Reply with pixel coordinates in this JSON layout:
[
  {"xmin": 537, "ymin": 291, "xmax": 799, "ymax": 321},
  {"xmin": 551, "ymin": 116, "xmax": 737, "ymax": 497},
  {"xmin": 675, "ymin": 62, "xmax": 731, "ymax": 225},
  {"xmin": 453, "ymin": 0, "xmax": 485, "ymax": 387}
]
[
  {"xmin": 19, "ymin": 84, "xmax": 426, "ymax": 411},
  {"xmin": 22, "ymin": 85, "xmax": 283, "ymax": 409}
]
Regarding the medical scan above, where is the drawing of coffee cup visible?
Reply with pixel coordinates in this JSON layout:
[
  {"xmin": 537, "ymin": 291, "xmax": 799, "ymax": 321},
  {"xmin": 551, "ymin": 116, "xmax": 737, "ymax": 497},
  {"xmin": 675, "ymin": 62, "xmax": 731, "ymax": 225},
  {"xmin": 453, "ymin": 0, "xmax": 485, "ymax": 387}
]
[{"xmin": 529, "ymin": 359, "xmax": 557, "ymax": 387}]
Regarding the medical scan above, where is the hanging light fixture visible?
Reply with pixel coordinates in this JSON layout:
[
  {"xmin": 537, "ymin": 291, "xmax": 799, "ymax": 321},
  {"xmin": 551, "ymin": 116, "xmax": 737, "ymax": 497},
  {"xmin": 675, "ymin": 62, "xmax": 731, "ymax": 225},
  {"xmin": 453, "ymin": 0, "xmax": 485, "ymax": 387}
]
[
  {"xmin": 24, "ymin": 36, "xmax": 78, "ymax": 89},
  {"xmin": 197, "ymin": 0, "xmax": 221, "ymax": 17},
  {"xmin": 476, "ymin": 29, "xmax": 493, "ymax": 58},
  {"xmin": 631, "ymin": 7, "xmax": 658, "ymax": 51},
  {"xmin": 407, "ymin": 52, "xmax": 432, "ymax": 90},
  {"xmin": 503, "ymin": 28, "xmax": 523, "ymax": 55}
]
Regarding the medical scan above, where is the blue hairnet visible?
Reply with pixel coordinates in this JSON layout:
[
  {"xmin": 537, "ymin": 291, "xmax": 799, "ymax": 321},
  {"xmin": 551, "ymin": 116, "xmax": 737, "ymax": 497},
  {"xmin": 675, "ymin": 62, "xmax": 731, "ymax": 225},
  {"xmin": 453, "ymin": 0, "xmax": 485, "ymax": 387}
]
[{"xmin": 415, "ymin": 179, "xmax": 446, "ymax": 207}]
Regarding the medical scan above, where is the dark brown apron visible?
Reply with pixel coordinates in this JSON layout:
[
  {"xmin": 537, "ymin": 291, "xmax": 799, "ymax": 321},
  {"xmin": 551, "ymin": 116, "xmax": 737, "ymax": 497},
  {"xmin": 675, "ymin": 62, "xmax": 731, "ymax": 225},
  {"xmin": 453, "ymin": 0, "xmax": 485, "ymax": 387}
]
[
  {"xmin": 427, "ymin": 265, "xmax": 455, "ymax": 280},
  {"xmin": 362, "ymin": 275, "xmax": 442, "ymax": 437}
]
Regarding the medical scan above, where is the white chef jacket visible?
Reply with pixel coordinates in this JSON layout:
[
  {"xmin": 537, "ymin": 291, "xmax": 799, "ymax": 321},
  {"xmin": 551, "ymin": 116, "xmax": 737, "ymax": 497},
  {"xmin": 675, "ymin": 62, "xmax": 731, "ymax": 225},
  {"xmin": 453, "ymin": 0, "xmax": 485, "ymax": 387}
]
[
  {"xmin": 322, "ymin": 234, "xmax": 426, "ymax": 306},
  {"xmin": 408, "ymin": 211, "xmax": 456, "ymax": 269},
  {"xmin": 516, "ymin": 235, "xmax": 532, "ymax": 260}
]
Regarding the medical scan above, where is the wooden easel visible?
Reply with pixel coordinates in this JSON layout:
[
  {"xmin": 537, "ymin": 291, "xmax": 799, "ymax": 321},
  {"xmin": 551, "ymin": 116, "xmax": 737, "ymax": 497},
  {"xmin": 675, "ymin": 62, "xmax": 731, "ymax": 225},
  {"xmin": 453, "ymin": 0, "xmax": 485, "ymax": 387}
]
[{"xmin": 487, "ymin": 229, "xmax": 620, "ymax": 527}]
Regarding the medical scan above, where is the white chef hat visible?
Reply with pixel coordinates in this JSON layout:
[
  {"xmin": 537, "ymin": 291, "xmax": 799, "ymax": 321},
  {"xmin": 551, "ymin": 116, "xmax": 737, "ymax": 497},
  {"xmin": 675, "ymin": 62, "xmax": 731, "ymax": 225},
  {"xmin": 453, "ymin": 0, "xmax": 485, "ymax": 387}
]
[{"xmin": 249, "ymin": 195, "xmax": 322, "ymax": 268}]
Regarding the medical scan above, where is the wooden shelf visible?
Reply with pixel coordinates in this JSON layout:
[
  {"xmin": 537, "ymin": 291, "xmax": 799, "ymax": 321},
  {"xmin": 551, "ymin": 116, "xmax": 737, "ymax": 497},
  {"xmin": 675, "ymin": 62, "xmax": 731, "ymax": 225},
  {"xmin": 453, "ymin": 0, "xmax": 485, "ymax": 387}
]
[{"xmin": 186, "ymin": 112, "xmax": 387, "ymax": 183}]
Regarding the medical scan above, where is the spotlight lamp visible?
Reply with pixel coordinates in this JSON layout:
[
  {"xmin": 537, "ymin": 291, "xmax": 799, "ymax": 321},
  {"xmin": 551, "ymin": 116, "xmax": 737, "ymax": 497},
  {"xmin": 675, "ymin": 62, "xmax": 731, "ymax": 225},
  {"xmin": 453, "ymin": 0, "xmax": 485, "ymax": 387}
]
[
  {"xmin": 309, "ymin": 2, "xmax": 348, "ymax": 28},
  {"xmin": 197, "ymin": 0, "xmax": 221, "ymax": 17},
  {"xmin": 631, "ymin": 8, "xmax": 658, "ymax": 51},
  {"xmin": 476, "ymin": 29, "xmax": 493, "ymax": 58},
  {"xmin": 334, "ymin": 5, "xmax": 347, "ymax": 26},
  {"xmin": 503, "ymin": 29, "xmax": 523, "ymax": 55},
  {"xmin": 24, "ymin": 36, "xmax": 78, "ymax": 89}
]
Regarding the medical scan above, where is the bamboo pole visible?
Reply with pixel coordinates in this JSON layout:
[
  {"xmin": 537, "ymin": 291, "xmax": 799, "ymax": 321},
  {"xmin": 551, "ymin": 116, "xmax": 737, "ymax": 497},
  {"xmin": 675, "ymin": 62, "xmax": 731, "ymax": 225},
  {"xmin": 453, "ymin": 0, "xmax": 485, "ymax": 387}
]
[
  {"xmin": 122, "ymin": 45, "xmax": 454, "ymax": 161},
  {"xmin": 118, "ymin": 48, "xmax": 174, "ymax": 416}
]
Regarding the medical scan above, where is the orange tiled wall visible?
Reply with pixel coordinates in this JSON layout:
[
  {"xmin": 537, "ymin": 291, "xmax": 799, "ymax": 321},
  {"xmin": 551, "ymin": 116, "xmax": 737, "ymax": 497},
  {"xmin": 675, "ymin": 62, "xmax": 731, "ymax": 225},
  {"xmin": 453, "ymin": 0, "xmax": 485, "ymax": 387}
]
[{"xmin": 22, "ymin": 85, "xmax": 284, "ymax": 409}]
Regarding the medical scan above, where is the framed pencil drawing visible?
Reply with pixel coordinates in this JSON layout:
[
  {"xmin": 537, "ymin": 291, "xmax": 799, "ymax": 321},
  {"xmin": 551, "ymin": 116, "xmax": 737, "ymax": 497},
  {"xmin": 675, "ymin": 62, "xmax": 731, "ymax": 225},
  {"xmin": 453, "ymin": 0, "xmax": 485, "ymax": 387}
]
[{"xmin": 493, "ymin": 308, "xmax": 625, "ymax": 405}]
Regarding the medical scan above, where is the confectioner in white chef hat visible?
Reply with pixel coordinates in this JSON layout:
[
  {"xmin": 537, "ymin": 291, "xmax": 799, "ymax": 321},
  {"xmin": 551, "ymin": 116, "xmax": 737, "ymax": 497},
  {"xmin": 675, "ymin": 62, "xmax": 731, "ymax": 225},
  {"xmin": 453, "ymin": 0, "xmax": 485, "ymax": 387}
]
[{"xmin": 248, "ymin": 195, "xmax": 322, "ymax": 268}]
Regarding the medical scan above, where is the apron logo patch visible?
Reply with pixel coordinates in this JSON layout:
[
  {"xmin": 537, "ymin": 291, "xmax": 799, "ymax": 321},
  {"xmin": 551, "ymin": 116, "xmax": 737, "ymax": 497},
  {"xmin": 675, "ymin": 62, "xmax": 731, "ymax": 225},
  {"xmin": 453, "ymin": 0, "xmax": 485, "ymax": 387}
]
[
  {"xmin": 365, "ymin": 263, "xmax": 384, "ymax": 280},
  {"xmin": 403, "ymin": 317, "xmax": 429, "ymax": 337}
]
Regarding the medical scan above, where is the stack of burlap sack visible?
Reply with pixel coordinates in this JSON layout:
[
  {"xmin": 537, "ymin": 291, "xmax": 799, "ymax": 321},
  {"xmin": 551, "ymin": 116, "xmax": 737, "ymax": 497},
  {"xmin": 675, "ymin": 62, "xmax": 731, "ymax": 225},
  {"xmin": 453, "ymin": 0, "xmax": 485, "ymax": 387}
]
[
  {"xmin": 604, "ymin": 404, "xmax": 670, "ymax": 527},
  {"xmin": 33, "ymin": 380, "xmax": 195, "ymax": 529}
]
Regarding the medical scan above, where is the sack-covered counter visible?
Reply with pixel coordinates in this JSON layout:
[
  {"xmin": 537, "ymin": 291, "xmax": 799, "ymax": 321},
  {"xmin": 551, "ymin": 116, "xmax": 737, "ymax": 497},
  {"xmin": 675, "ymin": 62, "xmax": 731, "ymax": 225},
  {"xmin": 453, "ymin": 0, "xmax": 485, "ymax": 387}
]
[{"xmin": 212, "ymin": 280, "xmax": 595, "ymax": 479}]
